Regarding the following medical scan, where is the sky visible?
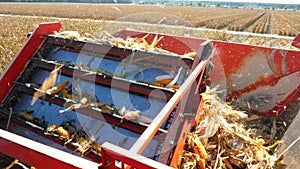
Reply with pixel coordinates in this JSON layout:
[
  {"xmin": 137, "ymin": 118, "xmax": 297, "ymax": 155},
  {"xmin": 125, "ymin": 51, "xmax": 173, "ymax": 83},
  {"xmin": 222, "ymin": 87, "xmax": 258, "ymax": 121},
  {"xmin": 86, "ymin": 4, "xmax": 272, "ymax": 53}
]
[{"xmin": 202, "ymin": 0, "xmax": 299, "ymax": 4}]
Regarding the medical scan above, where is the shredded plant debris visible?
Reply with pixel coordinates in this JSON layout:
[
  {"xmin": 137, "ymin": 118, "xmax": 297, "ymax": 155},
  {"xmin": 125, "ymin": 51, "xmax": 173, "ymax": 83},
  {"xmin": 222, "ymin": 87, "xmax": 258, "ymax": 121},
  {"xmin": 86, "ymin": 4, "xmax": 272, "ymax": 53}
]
[{"xmin": 178, "ymin": 87, "xmax": 285, "ymax": 169}]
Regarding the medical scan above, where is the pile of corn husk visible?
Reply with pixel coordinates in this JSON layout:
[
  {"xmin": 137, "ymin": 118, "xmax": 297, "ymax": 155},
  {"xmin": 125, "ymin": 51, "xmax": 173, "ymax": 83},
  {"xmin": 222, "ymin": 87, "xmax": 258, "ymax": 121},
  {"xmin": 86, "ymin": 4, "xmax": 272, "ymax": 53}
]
[{"xmin": 178, "ymin": 87, "xmax": 284, "ymax": 169}]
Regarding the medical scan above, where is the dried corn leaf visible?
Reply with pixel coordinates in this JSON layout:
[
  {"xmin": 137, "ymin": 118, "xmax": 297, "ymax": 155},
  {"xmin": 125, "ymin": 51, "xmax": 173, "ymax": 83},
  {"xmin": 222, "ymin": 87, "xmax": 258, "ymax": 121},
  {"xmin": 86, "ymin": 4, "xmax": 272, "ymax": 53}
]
[
  {"xmin": 193, "ymin": 135, "xmax": 207, "ymax": 159},
  {"xmin": 31, "ymin": 65, "xmax": 63, "ymax": 105},
  {"xmin": 47, "ymin": 80, "xmax": 69, "ymax": 95},
  {"xmin": 149, "ymin": 34, "xmax": 164, "ymax": 49},
  {"xmin": 5, "ymin": 159, "xmax": 19, "ymax": 169}
]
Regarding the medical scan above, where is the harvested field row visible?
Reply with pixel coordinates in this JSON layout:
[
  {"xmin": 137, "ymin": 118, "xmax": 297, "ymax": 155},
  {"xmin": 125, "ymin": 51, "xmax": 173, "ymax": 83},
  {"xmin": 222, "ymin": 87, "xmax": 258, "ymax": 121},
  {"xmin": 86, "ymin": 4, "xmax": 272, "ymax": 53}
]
[
  {"xmin": 0, "ymin": 3, "xmax": 299, "ymax": 36},
  {"xmin": 228, "ymin": 11, "xmax": 266, "ymax": 31},
  {"xmin": 205, "ymin": 12, "xmax": 250, "ymax": 29},
  {"xmin": 251, "ymin": 11, "xmax": 271, "ymax": 34}
]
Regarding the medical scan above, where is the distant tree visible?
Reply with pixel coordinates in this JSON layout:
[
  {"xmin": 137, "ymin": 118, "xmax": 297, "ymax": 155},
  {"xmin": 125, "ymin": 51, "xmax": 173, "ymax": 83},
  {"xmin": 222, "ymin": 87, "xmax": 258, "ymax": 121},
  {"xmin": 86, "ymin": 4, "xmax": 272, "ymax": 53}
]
[
  {"xmin": 197, "ymin": 2, "xmax": 202, "ymax": 7},
  {"xmin": 216, "ymin": 3, "xmax": 221, "ymax": 8}
]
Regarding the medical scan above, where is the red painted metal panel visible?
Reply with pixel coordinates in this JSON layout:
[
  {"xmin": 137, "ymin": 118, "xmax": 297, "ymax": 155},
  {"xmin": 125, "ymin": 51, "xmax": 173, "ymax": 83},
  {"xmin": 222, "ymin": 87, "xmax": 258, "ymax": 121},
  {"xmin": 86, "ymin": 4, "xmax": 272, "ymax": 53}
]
[
  {"xmin": 211, "ymin": 41, "xmax": 300, "ymax": 116},
  {"xmin": 292, "ymin": 33, "xmax": 300, "ymax": 49},
  {"xmin": 0, "ymin": 22, "xmax": 61, "ymax": 103}
]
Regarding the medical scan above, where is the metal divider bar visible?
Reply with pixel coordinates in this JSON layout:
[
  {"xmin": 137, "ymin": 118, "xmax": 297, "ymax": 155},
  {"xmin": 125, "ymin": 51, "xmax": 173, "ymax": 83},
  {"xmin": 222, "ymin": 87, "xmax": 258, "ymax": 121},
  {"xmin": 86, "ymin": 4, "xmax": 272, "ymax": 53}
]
[
  {"xmin": 29, "ymin": 58, "xmax": 175, "ymax": 101},
  {"xmin": 129, "ymin": 41, "xmax": 214, "ymax": 154},
  {"xmin": 13, "ymin": 82, "xmax": 167, "ymax": 137}
]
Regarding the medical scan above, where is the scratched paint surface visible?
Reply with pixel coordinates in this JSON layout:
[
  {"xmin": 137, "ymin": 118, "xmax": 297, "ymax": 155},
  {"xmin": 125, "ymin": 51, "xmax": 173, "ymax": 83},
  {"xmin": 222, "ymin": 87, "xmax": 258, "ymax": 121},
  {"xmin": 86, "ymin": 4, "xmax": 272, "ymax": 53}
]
[{"xmin": 210, "ymin": 41, "xmax": 300, "ymax": 116}]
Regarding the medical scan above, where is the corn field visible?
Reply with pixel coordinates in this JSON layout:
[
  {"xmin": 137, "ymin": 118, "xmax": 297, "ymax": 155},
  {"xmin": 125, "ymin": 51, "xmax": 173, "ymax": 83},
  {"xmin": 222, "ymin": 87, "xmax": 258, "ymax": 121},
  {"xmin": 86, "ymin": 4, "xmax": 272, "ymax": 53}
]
[{"xmin": 0, "ymin": 3, "xmax": 299, "ymax": 75}]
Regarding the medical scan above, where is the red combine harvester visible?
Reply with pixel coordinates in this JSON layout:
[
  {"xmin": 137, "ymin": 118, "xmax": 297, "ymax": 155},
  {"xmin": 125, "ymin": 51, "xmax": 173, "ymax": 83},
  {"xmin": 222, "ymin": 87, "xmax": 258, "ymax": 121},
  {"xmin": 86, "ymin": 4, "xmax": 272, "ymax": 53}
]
[{"xmin": 0, "ymin": 22, "xmax": 299, "ymax": 168}]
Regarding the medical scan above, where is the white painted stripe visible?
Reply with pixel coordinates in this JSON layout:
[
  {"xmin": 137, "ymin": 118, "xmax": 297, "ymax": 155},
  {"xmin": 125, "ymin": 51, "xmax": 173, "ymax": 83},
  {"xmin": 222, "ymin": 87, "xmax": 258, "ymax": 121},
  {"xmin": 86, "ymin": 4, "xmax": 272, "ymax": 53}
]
[{"xmin": 102, "ymin": 142, "xmax": 174, "ymax": 169}]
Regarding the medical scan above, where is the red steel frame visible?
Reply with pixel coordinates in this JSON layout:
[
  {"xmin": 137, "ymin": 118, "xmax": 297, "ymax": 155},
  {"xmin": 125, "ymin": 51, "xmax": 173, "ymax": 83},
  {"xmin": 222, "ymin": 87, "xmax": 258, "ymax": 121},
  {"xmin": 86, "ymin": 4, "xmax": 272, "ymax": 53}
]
[
  {"xmin": 0, "ymin": 22, "xmax": 61, "ymax": 103},
  {"xmin": 0, "ymin": 22, "xmax": 299, "ymax": 169}
]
